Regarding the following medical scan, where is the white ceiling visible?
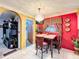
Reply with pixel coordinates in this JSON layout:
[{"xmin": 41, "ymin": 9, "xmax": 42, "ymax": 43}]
[{"xmin": 0, "ymin": 0, "xmax": 79, "ymax": 18}]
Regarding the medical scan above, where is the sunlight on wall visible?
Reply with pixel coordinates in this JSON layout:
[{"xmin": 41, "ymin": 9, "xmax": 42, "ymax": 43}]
[
  {"xmin": 33, "ymin": 19, "xmax": 36, "ymax": 44},
  {"xmin": 0, "ymin": 7, "xmax": 7, "ymax": 13},
  {"xmin": 19, "ymin": 14, "xmax": 26, "ymax": 48},
  {"xmin": 18, "ymin": 14, "xmax": 35, "ymax": 48}
]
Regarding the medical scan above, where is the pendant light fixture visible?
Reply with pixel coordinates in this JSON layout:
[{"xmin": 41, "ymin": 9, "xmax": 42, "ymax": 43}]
[{"xmin": 35, "ymin": 8, "xmax": 44, "ymax": 22}]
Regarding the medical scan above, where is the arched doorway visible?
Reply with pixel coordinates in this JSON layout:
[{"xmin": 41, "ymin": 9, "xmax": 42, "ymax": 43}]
[{"xmin": 0, "ymin": 10, "xmax": 21, "ymax": 56}]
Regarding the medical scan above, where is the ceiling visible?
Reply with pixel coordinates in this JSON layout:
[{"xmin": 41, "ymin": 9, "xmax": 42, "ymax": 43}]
[{"xmin": 0, "ymin": 0, "xmax": 79, "ymax": 18}]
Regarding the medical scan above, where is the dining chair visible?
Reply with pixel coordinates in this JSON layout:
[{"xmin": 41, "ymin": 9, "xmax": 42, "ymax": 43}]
[
  {"xmin": 35, "ymin": 37, "xmax": 48, "ymax": 59},
  {"xmin": 53, "ymin": 35, "xmax": 61, "ymax": 54}
]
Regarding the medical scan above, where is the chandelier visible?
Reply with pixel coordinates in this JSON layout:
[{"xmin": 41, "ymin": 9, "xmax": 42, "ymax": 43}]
[{"xmin": 35, "ymin": 8, "xmax": 44, "ymax": 22}]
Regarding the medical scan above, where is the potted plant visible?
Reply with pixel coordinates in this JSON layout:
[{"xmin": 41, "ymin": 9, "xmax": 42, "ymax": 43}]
[{"xmin": 73, "ymin": 38, "xmax": 79, "ymax": 54}]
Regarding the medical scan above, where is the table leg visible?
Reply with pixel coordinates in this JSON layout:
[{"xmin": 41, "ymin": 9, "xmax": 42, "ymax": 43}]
[{"xmin": 50, "ymin": 40, "xmax": 53, "ymax": 58}]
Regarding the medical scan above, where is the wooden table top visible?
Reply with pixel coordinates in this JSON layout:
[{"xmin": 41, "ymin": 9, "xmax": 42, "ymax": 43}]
[{"xmin": 36, "ymin": 34, "xmax": 56, "ymax": 39}]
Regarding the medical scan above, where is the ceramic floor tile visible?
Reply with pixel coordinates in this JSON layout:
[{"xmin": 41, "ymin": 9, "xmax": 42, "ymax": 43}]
[{"xmin": 2, "ymin": 45, "xmax": 79, "ymax": 59}]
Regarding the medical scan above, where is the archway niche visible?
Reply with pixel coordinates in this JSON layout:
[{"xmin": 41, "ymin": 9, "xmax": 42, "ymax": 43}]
[{"xmin": 0, "ymin": 10, "xmax": 21, "ymax": 48}]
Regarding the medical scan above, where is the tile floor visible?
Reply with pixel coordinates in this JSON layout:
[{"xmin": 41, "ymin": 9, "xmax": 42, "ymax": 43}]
[
  {"xmin": 2, "ymin": 45, "xmax": 79, "ymax": 59},
  {"xmin": 0, "ymin": 38, "xmax": 14, "ymax": 58},
  {"xmin": 0, "ymin": 28, "xmax": 15, "ymax": 58}
]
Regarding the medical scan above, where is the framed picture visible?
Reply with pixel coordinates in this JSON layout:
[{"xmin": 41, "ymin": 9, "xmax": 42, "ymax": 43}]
[
  {"xmin": 65, "ymin": 23, "xmax": 70, "ymax": 26},
  {"xmin": 65, "ymin": 27, "xmax": 70, "ymax": 32},
  {"xmin": 65, "ymin": 18, "xmax": 70, "ymax": 22}
]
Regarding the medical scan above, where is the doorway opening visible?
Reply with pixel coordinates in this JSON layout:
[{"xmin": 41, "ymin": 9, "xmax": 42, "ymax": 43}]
[
  {"xmin": 0, "ymin": 10, "xmax": 21, "ymax": 57},
  {"xmin": 26, "ymin": 19, "xmax": 33, "ymax": 47}
]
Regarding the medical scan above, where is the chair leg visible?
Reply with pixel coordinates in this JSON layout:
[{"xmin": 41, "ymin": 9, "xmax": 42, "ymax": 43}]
[
  {"xmin": 46, "ymin": 46, "xmax": 49, "ymax": 53},
  {"xmin": 36, "ymin": 49, "xmax": 38, "ymax": 55},
  {"xmin": 46, "ymin": 48, "xmax": 48, "ymax": 53},
  {"xmin": 36, "ymin": 46, "xmax": 38, "ymax": 55},
  {"xmin": 51, "ymin": 47, "xmax": 53, "ymax": 58},
  {"xmin": 58, "ymin": 47, "xmax": 60, "ymax": 54},
  {"xmin": 41, "ymin": 48, "xmax": 43, "ymax": 59}
]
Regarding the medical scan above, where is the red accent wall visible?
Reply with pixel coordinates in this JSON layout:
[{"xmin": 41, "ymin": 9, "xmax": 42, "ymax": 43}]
[
  {"xmin": 45, "ymin": 13, "xmax": 78, "ymax": 50},
  {"xmin": 37, "ymin": 24, "xmax": 43, "ymax": 30},
  {"xmin": 61, "ymin": 13, "xmax": 78, "ymax": 50},
  {"xmin": 37, "ymin": 13, "xmax": 78, "ymax": 50}
]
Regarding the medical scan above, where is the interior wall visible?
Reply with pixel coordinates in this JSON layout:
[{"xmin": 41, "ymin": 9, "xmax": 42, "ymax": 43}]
[
  {"xmin": 77, "ymin": 9, "xmax": 79, "ymax": 30},
  {"xmin": 44, "ymin": 16, "xmax": 62, "ymax": 30},
  {"xmin": 0, "ymin": 20, "xmax": 3, "ymax": 44},
  {"xmin": 14, "ymin": 13, "xmax": 35, "ymax": 48},
  {"xmin": 77, "ymin": 10, "xmax": 79, "ymax": 38},
  {"xmin": 26, "ymin": 19, "xmax": 33, "ymax": 45},
  {"xmin": 33, "ymin": 19, "xmax": 36, "ymax": 44},
  {"xmin": 0, "ymin": 8, "xmax": 7, "ymax": 48},
  {"xmin": 0, "ymin": 7, "xmax": 35, "ymax": 49},
  {"xmin": 78, "ymin": 13, "xmax": 79, "ymax": 29},
  {"xmin": 43, "ymin": 19, "xmax": 51, "ymax": 30},
  {"xmin": 18, "ymin": 14, "xmax": 26, "ymax": 48},
  {"xmin": 62, "ymin": 13, "xmax": 78, "ymax": 50}
]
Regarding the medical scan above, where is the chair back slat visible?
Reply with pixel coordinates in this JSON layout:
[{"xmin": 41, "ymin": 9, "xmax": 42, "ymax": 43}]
[{"xmin": 36, "ymin": 37, "xmax": 44, "ymax": 47}]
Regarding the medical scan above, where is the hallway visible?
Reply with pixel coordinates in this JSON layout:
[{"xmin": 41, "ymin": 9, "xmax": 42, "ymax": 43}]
[{"xmin": 0, "ymin": 21, "xmax": 14, "ymax": 58}]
